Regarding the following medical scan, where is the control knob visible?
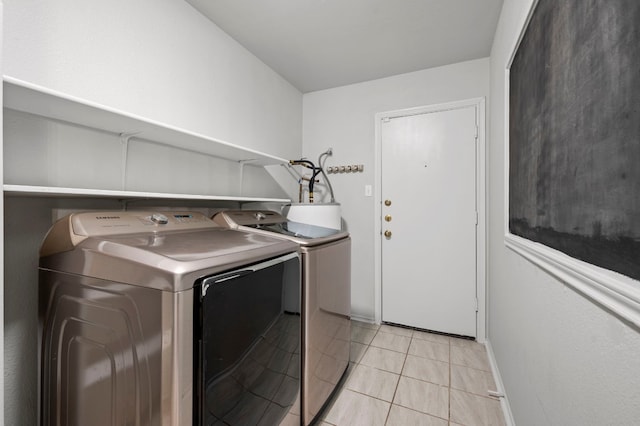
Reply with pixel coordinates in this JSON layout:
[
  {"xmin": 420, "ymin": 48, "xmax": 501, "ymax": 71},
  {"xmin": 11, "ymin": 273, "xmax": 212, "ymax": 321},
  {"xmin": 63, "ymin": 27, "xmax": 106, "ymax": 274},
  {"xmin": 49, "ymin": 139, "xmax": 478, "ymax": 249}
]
[{"xmin": 150, "ymin": 213, "xmax": 169, "ymax": 225}]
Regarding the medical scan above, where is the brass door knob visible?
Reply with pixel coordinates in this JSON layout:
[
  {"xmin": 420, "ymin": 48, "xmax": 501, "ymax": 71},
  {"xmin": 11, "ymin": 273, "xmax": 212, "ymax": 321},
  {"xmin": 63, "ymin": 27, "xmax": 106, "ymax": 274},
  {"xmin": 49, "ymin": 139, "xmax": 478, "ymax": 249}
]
[
  {"xmin": 384, "ymin": 199, "xmax": 392, "ymax": 206},
  {"xmin": 384, "ymin": 214, "xmax": 392, "ymax": 222},
  {"xmin": 384, "ymin": 230, "xmax": 392, "ymax": 238}
]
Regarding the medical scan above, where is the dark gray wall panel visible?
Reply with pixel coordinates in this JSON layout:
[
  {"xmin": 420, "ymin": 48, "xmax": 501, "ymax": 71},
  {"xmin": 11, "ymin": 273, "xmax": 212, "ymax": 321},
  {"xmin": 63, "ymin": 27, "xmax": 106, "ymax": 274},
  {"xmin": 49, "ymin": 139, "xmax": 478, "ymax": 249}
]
[{"xmin": 509, "ymin": 0, "xmax": 640, "ymax": 280}]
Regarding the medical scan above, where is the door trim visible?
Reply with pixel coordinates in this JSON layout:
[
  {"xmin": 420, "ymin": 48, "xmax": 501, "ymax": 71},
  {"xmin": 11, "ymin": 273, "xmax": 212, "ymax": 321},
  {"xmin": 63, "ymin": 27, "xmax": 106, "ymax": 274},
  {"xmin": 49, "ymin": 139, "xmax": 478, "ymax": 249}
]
[{"xmin": 373, "ymin": 98, "xmax": 487, "ymax": 342}]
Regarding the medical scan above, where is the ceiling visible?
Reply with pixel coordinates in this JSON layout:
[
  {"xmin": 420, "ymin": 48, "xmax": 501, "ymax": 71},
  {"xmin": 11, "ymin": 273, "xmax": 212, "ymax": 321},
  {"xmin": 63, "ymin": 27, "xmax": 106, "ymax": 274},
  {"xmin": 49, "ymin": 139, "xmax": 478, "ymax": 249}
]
[{"xmin": 186, "ymin": 0, "xmax": 504, "ymax": 93}]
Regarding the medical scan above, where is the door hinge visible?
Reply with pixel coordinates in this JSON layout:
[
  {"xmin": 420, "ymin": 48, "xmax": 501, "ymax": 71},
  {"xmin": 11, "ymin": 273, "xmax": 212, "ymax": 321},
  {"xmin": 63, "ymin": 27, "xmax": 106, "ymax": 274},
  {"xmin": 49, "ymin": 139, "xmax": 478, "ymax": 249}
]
[
  {"xmin": 474, "ymin": 125, "xmax": 479, "ymax": 139},
  {"xmin": 475, "ymin": 211, "xmax": 478, "ymax": 225},
  {"xmin": 475, "ymin": 298, "xmax": 479, "ymax": 312}
]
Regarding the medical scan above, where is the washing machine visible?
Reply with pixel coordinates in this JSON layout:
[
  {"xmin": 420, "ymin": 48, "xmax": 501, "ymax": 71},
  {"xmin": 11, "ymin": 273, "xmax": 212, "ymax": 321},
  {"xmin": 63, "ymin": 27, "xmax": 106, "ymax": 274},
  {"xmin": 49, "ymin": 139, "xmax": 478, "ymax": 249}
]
[
  {"xmin": 212, "ymin": 210, "xmax": 351, "ymax": 425},
  {"xmin": 39, "ymin": 210, "xmax": 302, "ymax": 426}
]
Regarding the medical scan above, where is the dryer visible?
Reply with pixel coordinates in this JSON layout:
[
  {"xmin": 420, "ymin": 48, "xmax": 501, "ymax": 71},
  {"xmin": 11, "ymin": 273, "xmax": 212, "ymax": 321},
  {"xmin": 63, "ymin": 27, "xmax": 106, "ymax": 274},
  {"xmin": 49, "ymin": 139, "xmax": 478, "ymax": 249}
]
[
  {"xmin": 39, "ymin": 211, "xmax": 301, "ymax": 425},
  {"xmin": 212, "ymin": 210, "xmax": 351, "ymax": 425}
]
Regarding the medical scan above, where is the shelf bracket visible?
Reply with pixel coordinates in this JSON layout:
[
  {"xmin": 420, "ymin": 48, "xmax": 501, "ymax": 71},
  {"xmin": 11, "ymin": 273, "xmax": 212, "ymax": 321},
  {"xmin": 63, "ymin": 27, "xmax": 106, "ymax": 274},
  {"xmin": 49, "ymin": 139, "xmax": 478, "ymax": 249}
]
[
  {"xmin": 238, "ymin": 159, "xmax": 258, "ymax": 196},
  {"xmin": 119, "ymin": 132, "xmax": 141, "ymax": 191}
]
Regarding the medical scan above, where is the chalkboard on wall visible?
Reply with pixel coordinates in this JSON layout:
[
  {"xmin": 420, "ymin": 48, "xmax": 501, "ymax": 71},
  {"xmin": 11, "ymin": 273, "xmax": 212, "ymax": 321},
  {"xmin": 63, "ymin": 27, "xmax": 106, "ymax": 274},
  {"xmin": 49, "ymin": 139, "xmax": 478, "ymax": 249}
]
[{"xmin": 509, "ymin": 0, "xmax": 640, "ymax": 281}]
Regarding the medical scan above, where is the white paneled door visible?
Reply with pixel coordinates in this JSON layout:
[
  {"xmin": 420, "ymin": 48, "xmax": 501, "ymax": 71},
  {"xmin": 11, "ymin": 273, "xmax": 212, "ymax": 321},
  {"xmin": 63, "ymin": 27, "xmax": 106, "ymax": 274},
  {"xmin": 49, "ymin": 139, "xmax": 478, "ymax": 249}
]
[{"xmin": 381, "ymin": 104, "xmax": 477, "ymax": 337}]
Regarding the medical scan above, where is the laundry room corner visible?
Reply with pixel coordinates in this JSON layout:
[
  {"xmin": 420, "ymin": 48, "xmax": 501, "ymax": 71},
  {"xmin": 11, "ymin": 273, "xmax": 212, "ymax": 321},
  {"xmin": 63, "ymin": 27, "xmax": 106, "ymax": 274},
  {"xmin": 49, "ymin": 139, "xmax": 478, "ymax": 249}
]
[{"xmin": 302, "ymin": 58, "xmax": 490, "ymax": 322}]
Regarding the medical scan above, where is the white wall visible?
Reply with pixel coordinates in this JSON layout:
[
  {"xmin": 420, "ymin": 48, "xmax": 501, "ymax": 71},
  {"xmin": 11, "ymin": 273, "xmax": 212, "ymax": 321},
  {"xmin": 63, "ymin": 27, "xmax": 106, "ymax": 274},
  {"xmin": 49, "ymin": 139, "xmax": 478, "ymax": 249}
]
[
  {"xmin": 3, "ymin": 1, "xmax": 302, "ymax": 425},
  {"xmin": 488, "ymin": 1, "xmax": 640, "ymax": 424},
  {"xmin": 4, "ymin": 0, "xmax": 302, "ymax": 159},
  {"xmin": 302, "ymin": 58, "xmax": 490, "ymax": 320}
]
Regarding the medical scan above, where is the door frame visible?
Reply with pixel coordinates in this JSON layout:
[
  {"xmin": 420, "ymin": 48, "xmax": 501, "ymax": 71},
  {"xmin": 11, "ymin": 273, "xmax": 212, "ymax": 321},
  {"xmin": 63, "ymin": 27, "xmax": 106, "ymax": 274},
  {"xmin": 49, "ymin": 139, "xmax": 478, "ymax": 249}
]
[{"xmin": 373, "ymin": 97, "xmax": 487, "ymax": 342}]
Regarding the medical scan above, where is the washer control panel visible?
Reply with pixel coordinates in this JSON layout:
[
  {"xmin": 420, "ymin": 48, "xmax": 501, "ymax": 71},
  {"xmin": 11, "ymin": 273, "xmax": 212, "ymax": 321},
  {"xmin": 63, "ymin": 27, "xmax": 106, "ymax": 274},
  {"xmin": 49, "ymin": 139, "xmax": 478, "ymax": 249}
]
[{"xmin": 70, "ymin": 211, "xmax": 218, "ymax": 236}]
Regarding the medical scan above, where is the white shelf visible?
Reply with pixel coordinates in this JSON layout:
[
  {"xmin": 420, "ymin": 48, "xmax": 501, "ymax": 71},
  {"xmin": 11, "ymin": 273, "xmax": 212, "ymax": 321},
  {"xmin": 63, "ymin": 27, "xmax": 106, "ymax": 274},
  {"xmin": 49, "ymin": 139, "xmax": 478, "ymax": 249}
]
[
  {"xmin": 3, "ymin": 76, "xmax": 289, "ymax": 166},
  {"xmin": 3, "ymin": 185, "xmax": 290, "ymax": 204}
]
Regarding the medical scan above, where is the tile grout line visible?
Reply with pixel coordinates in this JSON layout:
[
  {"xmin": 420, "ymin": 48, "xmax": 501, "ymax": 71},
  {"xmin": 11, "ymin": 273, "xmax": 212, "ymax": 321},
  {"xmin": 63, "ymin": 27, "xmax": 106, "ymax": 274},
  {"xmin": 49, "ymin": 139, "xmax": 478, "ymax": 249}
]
[
  {"xmin": 354, "ymin": 323, "xmax": 510, "ymax": 426},
  {"xmin": 393, "ymin": 330, "xmax": 452, "ymax": 424},
  {"xmin": 357, "ymin": 324, "xmax": 399, "ymax": 425},
  {"xmin": 384, "ymin": 329, "xmax": 410, "ymax": 426},
  {"xmin": 373, "ymin": 325, "xmax": 395, "ymax": 426},
  {"xmin": 448, "ymin": 336, "xmax": 452, "ymax": 424},
  {"xmin": 354, "ymin": 324, "xmax": 490, "ymax": 425}
]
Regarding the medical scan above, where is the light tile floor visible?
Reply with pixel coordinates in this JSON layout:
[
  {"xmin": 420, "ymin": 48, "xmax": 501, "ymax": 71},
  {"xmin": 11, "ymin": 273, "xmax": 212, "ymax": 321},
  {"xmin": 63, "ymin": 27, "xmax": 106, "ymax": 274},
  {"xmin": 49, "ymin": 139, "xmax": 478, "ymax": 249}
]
[{"xmin": 317, "ymin": 321, "xmax": 506, "ymax": 426}]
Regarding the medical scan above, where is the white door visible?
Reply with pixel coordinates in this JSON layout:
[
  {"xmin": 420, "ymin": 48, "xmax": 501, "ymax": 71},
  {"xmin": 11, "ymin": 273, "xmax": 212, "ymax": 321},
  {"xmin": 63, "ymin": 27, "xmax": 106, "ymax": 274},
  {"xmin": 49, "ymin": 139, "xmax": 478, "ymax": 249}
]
[{"xmin": 381, "ymin": 105, "xmax": 477, "ymax": 337}]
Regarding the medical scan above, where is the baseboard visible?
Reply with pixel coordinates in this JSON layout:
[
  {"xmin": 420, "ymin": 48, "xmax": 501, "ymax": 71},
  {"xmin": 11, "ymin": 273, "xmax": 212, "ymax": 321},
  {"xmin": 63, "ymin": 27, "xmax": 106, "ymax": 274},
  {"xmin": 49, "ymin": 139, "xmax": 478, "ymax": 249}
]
[
  {"xmin": 350, "ymin": 315, "xmax": 377, "ymax": 324},
  {"xmin": 485, "ymin": 339, "xmax": 516, "ymax": 425}
]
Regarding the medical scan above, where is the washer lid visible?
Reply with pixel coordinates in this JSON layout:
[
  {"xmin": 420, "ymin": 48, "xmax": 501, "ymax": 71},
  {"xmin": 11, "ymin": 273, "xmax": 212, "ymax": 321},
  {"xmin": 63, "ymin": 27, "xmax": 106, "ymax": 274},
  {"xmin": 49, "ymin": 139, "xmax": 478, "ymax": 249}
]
[
  {"xmin": 93, "ymin": 228, "xmax": 293, "ymax": 262},
  {"xmin": 247, "ymin": 221, "xmax": 342, "ymax": 239},
  {"xmin": 40, "ymin": 211, "xmax": 298, "ymax": 292},
  {"xmin": 213, "ymin": 210, "xmax": 349, "ymax": 244}
]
